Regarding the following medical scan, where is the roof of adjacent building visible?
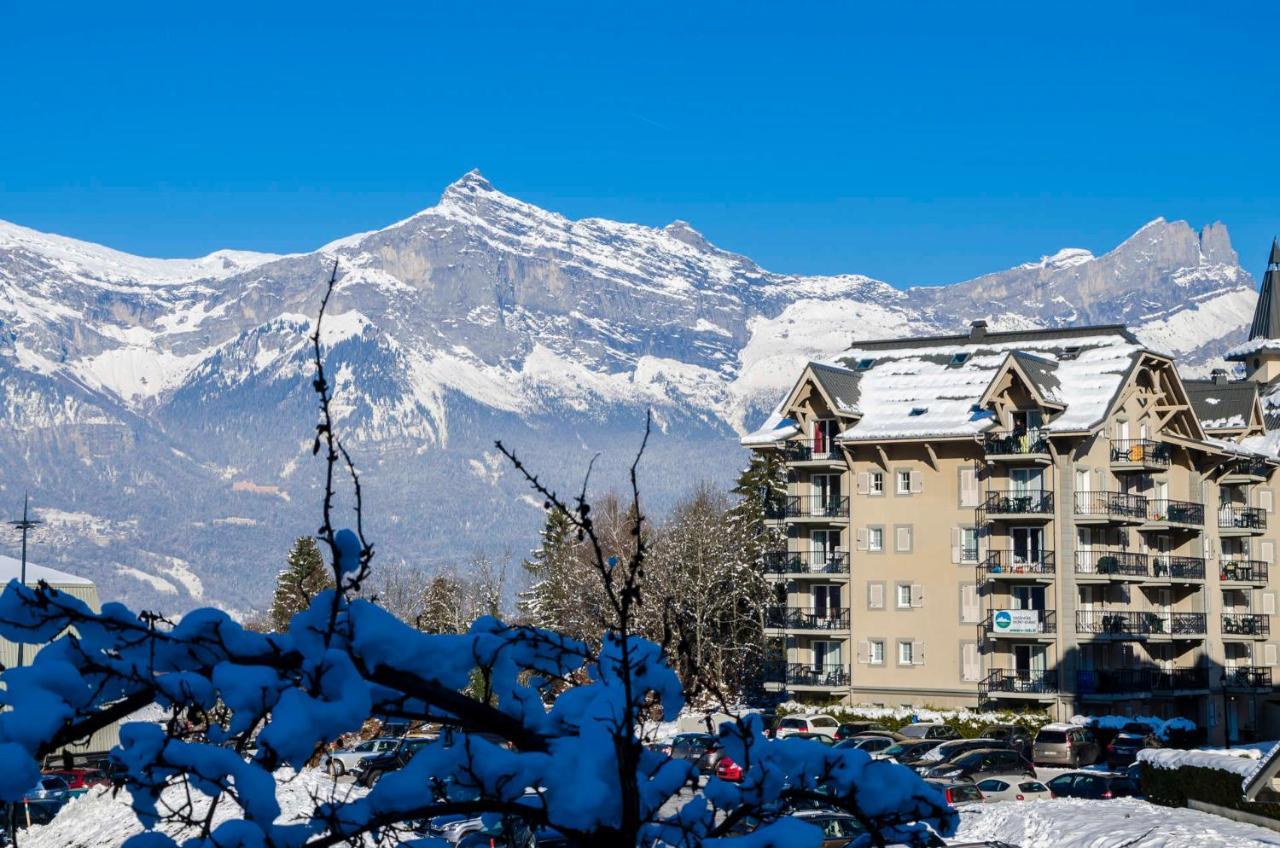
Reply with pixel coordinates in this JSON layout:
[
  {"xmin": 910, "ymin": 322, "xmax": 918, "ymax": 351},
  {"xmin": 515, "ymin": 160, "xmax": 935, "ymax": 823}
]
[
  {"xmin": 1248, "ymin": 238, "xmax": 1280, "ymax": 341},
  {"xmin": 1184, "ymin": 377, "xmax": 1257, "ymax": 432},
  {"xmin": 0, "ymin": 554, "xmax": 94, "ymax": 587},
  {"xmin": 807, "ymin": 362, "xmax": 862, "ymax": 413}
]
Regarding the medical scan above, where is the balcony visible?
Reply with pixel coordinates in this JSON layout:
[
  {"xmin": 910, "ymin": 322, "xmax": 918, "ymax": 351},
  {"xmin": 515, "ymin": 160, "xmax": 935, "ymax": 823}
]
[
  {"xmin": 1152, "ymin": 667, "xmax": 1210, "ymax": 692},
  {"xmin": 1143, "ymin": 499, "xmax": 1204, "ymax": 529},
  {"xmin": 1074, "ymin": 491, "xmax": 1148, "ymax": 524},
  {"xmin": 983, "ymin": 429, "xmax": 1051, "ymax": 463},
  {"xmin": 764, "ymin": 662, "xmax": 850, "ymax": 688},
  {"xmin": 1074, "ymin": 549, "xmax": 1149, "ymax": 581},
  {"xmin": 1222, "ymin": 613, "xmax": 1270, "ymax": 639},
  {"xmin": 1150, "ymin": 555, "xmax": 1206, "ymax": 583},
  {"xmin": 1220, "ymin": 559, "xmax": 1269, "ymax": 586},
  {"xmin": 1110, "ymin": 439, "xmax": 1171, "ymax": 470},
  {"xmin": 1221, "ymin": 458, "xmax": 1270, "ymax": 486},
  {"xmin": 984, "ymin": 608, "xmax": 1056, "ymax": 638},
  {"xmin": 1218, "ymin": 506, "xmax": 1267, "ymax": 537},
  {"xmin": 765, "ymin": 496, "xmax": 850, "ymax": 522},
  {"xmin": 982, "ymin": 549, "xmax": 1055, "ymax": 580},
  {"xmin": 1076, "ymin": 668, "xmax": 1153, "ymax": 696},
  {"xmin": 1223, "ymin": 666, "xmax": 1274, "ymax": 690},
  {"xmin": 765, "ymin": 606, "xmax": 850, "ymax": 632},
  {"xmin": 981, "ymin": 491, "xmax": 1054, "ymax": 520},
  {"xmin": 761, "ymin": 549, "xmax": 850, "ymax": 576},
  {"xmin": 781, "ymin": 439, "xmax": 843, "ymax": 465},
  {"xmin": 1075, "ymin": 609, "xmax": 1206, "ymax": 639},
  {"xmin": 979, "ymin": 668, "xmax": 1058, "ymax": 700}
]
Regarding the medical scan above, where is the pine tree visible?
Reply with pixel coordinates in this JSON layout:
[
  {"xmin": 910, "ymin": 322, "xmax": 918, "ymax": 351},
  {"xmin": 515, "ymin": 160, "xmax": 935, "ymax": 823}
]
[
  {"xmin": 268, "ymin": 536, "xmax": 333, "ymax": 632},
  {"xmin": 516, "ymin": 507, "xmax": 576, "ymax": 629},
  {"xmin": 727, "ymin": 451, "xmax": 786, "ymax": 569}
]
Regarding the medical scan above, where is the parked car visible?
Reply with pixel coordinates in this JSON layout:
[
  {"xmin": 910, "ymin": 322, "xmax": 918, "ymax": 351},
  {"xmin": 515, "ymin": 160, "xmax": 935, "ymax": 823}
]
[
  {"xmin": 923, "ymin": 779, "xmax": 984, "ymax": 805},
  {"xmin": 899, "ymin": 722, "xmax": 960, "ymax": 740},
  {"xmin": 876, "ymin": 739, "xmax": 944, "ymax": 764},
  {"xmin": 670, "ymin": 732, "xmax": 728, "ymax": 772},
  {"xmin": 834, "ymin": 735, "xmax": 896, "ymax": 755},
  {"xmin": 788, "ymin": 731, "xmax": 836, "ymax": 745},
  {"xmin": 23, "ymin": 776, "xmax": 70, "ymax": 804},
  {"xmin": 787, "ymin": 810, "xmax": 869, "ymax": 847},
  {"xmin": 775, "ymin": 714, "xmax": 842, "ymax": 738},
  {"xmin": 833, "ymin": 721, "xmax": 888, "ymax": 740},
  {"xmin": 42, "ymin": 768, "xmax": 111, "ymax": 795},
  {"xmin": 1105, "ymin": 724, "xmax": 1159, "ymax": 768},
  {"xmin": 715, "ymin": 756, "xmax": 744, "ymax": 782},
  {"xmin": 974, "ymin": 775, "xmax": 1053, "ymax": 802},
  {"xmin": 912, "ymin": 738, "xmax": 1008, "ymax": 773},
  {"xmin": 924, "ymin": 748, "xmax": 1035, "ymax": 782},
  {"xmin": 1032, "ymin": 724, "xmax": 1101, "ymax": 768},
  {"xmin": 353, "ymin": 736, "xmax": 435, "ymax": 786},
  {"xmin": 979, "ymin": 724, "xmax": 1033, "ymax": 756},
  {"xmin": 322, "ymin": 736, "xmax": 399, "ymax": 777},
  {"xmin": 644, "ymin": 736, "xmax": 674, "ymax": 757},
  {"xmin": 1045, "ymin": 771, "xmax": 1140, "ymax": 800},
  {"xmin": 428, "ymin": 814, "xmax": 536, "ymax": 847}
]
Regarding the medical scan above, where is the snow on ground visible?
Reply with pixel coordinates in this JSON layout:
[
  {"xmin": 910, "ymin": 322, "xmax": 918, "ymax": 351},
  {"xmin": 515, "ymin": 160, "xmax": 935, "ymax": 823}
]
[
  {"xmin": 24, "ymin": 768, "xmax": 364, "ymax": 848},
  {"xmin": 953, "ymin": 797, "xmax": 1280, "ymax": 847}
]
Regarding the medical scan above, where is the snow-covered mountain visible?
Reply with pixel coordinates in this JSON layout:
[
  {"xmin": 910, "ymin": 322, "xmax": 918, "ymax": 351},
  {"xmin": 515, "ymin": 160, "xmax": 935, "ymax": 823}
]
[{"xmin": 0, "ymin": 171, "xmax": 1259, "ymax": 612}]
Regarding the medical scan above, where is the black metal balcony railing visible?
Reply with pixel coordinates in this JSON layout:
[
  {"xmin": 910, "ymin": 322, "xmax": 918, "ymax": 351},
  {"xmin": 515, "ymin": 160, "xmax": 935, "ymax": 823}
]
[
  {"xmin": 982, "ymin": 490, "xmax": 1054, "ymax": 515},
  {"xmin": 781, "ymin": 439, "xmax": 841, "ymax": 462},
  {"xmin": 984, "ymin": 609, "xmax": 1056, "ymax": 635},
  {"xmin": 1074, "ymin": 491, "xmax": 1148, "ymax": 521},
  {"xmin": 1219, "ymin": 506, "xmax": 1267, "ymax": 532},
  {"xmin": 1222, "ymin": 613, "xmax": 1271, "ymax": 637},
  {"xmin": 761, "ymin": 549, "xmax": 851, "ymax": 575},
  {"xmin": 765, "ymin": 496, "xmax": 850, "ymax": 520},
  {"xmin": 981, "ymin": 668, "xmax": 1059, "ymax": 695},
  {"xmin": 1153, "ymin": 667, "xmax": 1210, "ymax": 691},
  {"xmin": 1223, "ymin": 458, "xmax": 1270, "ymax": 480},
  {"xmin": 1111, "ymin": 439, "xmax": 1171, "ymax": 466},
  {"xmin": 1220, "ymin": 559, "xmax": 1269, "ymax": 584},
  {"xmin": 1075, "ymin": 549, "xmax": 1148, "ymax": 578},
  {"xmin": 765, "ymin": 606, "xmax": 850, "ymax": 630},
  {"xmin": 983, "ymin": 429, "xmax": 1049, "ymax": 457},
  {"xmin": 1223, "ymin": 666, "xmax": 1274, "ymax": 688},
  {"xmin": 1146, "ymin": 499, "xmax": 1204, "ymax": 526},
  {"xmin": 1076, "ymin": 668, "xmax": 1152, "ymax": 694},
  {"xmin": 982, "ymin": 549, "xmax": 1055, "ymax": 576},
  {"xmin": 1152, "ymin": 555, "xmax": 1206, "ymax": 581},
  {"xmin": 1075, "ymin": 609, "xmax": 1206, "ymax": 637},
  {"xmin": 764, "ymin": 662, "xmax": 850, "ymax": 687}
]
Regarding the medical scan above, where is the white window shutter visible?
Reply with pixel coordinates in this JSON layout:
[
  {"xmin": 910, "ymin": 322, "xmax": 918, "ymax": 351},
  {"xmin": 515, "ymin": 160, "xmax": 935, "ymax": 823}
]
[
  {"xmin": 869, "ymin": 583, "xmax": 884, "ymax": 609},
  {"xmin": 1263, "ymin": 490, "xmax": 1275, "ymax": 515},
  {"xmin": 910, "ymin": 470, "xmax": 923, "ymax": 494},
  {"xmin": 856, "ymin": 528, "xmax": 869, "ymax": 551},
  {"xmin": 857, "ymin": 472, "xmax": 870, "ymax": 495},
  {"xmin": 897, "ymin": 527, "xmax": 911, "ymax": 551},
  {"xmin": 1265, "ymin": 593, "xmax": 1277, "ymax": 616},
  {"xmin": 914, "ymin": 641, "xmax": 926, "ymax": 665},
  {"xmin": 961, "ymin": 585, "xmax": 979, "ymax": 624},
  {"xmin": 959, "ymin": 468, "xmax": 979, "ymax": 508},
  {"xmin": 962, "ymin": 643, "xmax": 980, "ymax": 681},
  {"xmin": 951, "ymin": 528, "xmax": 962, "ymax": 564},
  {"xmin": 1267, "ymin": 644, "xmax": 1278, "ymax": 667},
  {"xmin": 1262, "ymin": 541, "xmax": 1276, "ymax": 565},
  {"xmin": 857, "ymin": 640, "xmax": 870, "ymax": 664},
  {"xmin": 910, "ymin": 583, "xmax": 924, "ymax": 608}
]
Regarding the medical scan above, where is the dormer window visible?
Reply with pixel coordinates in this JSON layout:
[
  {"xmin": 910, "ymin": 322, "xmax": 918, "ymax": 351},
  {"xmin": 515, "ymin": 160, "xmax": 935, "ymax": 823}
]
[
  {"xmin": 1060, "ymin": 346, "xmax": 1081, "ymax": 361},
  {"xmin": 949, "ymin": 353, "xmax": 970, "ymax": 367},
  {"xmin": 856, "ymin": 358, "xmax": 875, "ymax": 371},
  {"xmin": 909, "ymin": 406, "xmax": 928, "ymax": 416}
]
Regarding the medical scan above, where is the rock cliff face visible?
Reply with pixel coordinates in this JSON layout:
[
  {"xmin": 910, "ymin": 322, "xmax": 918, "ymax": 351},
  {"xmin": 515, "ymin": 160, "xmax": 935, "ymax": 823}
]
[{"xmin": 0, "ymin": 172, "xmax": 1258, "ymax": 612}]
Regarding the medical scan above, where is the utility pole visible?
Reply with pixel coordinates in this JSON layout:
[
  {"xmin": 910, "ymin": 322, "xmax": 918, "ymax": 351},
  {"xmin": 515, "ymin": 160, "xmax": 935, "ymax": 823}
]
[{"xmin": 9, "ymin": 495, "xmax": 42, "ymax": 669}]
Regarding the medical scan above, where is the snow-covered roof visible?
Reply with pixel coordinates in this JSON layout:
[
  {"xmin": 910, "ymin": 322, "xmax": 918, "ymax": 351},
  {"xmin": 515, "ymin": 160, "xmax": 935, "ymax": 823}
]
[
  {"xmin": 740, "ymin": 412, "xmax": 799, "ymax": 446},
  {"xmin": 0, "ymin": 554, "xmax": 94, "ymax": 587},
  {"xmin": 1184, "ymin": 378, "xmax": 1257, "ymax": 432},
  {"xmin": 1225, "ymin": 338, "xmax": 1280, "ymax": 362}
]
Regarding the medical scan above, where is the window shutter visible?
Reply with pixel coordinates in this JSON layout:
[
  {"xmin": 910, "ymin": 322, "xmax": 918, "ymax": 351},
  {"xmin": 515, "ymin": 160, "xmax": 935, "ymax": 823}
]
[
  {"xmin": 1267, "ymin": 644, "xmax": 1278, "ymax": 667},
  {"xmin": 910, "ymin": 470, "xmax": 923, "ymax": 494},
  {"xmin": 959, "ymin": 468, "xmax": 979, "ymax": 508},
  {"xmin": 1265, "ymin": 593, "xmax": 1277, "ymax": 616},
  {"xmin": 962, "ymin": 643, "xmax": 980, "ymax": 681},
  {"xmin": 856, "ymin": 528, "xmax": 869, "ymax": 551},
  {"xmin": 869, "ymin": 583, "xmax": 885, "ymax": 609},
  {"xmin": 897, "ymin": 526, "xmax": 911, "ymax": 552},
  {"xmin": 1262, "ymin": 541, "xmax": 1276, "ymax": 565},
  {"xmin": 961, "ymin": 584, "xmax": 979, "ymax": 623},
  {"xmin": 858, "ymin": 640, "xmax": 871, "ymax": 664},
  {"xmin": 910, "ymin": 583, "xmax": 924, "ymax": 608},
  {"xmin": 1263, "ymin": 489, "xmax": 1275, "ymax": 515},
  {"xmin": 856, "ymin": 472, "xmax": 870, "ymax": 495},
  {"xmin": 951, "ymin": 528, "xmax": 962, "ymax": 564},
  {"xmin": 914, "ymin": 641, "xmax": 926, "ymax": 665},
  {"xmin": 1206, "ymin": 536, "xmax": 1218, "ymax": 559}
]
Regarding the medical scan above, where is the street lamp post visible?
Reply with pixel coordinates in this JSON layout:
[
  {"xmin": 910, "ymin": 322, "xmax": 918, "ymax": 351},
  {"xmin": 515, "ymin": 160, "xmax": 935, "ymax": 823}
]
[{"xmin": 9, "ymin": 495, "xmax": 42, "ymax": 669}]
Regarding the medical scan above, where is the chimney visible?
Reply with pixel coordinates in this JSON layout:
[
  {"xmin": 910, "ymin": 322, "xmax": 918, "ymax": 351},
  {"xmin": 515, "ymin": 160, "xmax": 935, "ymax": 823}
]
[
  {"xmin": 969, "ymin": 320, "xmax": 988, "ymax": 342},
  {"xmin": 1210, "ymin": 368, "xmax": 1229, "ymax": 385}
]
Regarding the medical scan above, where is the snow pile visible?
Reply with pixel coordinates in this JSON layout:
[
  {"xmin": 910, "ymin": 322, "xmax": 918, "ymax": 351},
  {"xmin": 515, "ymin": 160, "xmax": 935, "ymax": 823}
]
[
  {"xmin": 953, "ymin": 797, "xmax": 1277, "ymax": 847},
  {"xmin": 1071, "ymin": 714, "xmax": 1196, "ymax": 741},
  {"xmin": 1137, "ymin": 747, "xmax": 1261, "ymax": 778},
  {"xmin": 23, "ymin": 768, "xmax": 363, "ymax": 848},
  {"xmin": 791, "ymin": 702, "xmax": 1046, "ymax": 726}
]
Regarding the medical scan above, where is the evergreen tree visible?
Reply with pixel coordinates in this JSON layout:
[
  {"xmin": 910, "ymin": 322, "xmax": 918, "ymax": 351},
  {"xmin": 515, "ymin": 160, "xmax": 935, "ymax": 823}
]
[
  {"xmin": 516, "ymin": 506, "xmax": 577, "ymax": 629},
  {"xmin": 727, "ymin": 451, "xmax": 787, "ymax": 568},
  {"xmin": 268, "ymin": 536, "xmax": 333, "ymax": 632}
]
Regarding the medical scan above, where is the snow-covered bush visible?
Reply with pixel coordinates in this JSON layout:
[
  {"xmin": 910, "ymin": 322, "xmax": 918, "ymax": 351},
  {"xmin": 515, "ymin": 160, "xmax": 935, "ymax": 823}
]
[{"xmin": 0, "ymin": 269, "xmax": 956, "ymax": 848}]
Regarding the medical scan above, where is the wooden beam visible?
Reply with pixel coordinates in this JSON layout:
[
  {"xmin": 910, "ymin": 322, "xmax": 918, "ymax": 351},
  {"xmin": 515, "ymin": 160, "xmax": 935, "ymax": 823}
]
[
  {"xmin": 923, "ymin": 442, "xmax": 940, "ymax": 471},
  {"xmin": 875, "ymin": 444, "xmax": 890, "ymax": 472}
]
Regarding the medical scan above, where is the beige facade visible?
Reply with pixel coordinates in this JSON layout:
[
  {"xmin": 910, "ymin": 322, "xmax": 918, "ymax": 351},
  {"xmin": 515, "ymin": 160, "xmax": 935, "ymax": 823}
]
[{"xmin": 750, "ymin": 324, "xmax": 1280, "ymax": 745}]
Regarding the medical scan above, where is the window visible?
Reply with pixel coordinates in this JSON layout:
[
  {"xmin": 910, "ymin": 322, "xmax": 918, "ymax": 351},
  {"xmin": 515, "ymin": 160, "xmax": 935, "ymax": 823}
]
[
  {"xmin": 856, "ymin": 358, "xmax": 875, "ymax": 371},
  {"xmin": 949, "ymin": 352, "xmax": 970, "ymax": 367},
  {"xmin": 897, "ymin": 470, "xmax": 912, "ymax": 494},
  {"xmin": 868, "ymin": 527, "xmax": 884, "ymax": 552},
  {"xmin": 870, "ymin": 472, "xmax": 884, "ymax": 495},
  {"xmin": 898, "ymin": 641, "xmax": 915, "ymax": 665},
  {"xmin": 869, "ymin": 639, "xmax": 884, "ymax": 664},
  {"xmin": 897, "ymin": 583, "xmax": 913, "ymax": 608},
  {"xmin": 909, "ymin": 406, "xmax": 928, "ymax": 416},
  {"xmin": 961, "ymin": 527, "xmax": 979, "ymax": 563}
]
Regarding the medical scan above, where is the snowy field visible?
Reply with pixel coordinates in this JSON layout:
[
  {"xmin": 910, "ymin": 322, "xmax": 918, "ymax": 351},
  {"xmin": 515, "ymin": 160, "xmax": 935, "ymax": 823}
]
[{"xmin": 954, "ymin": 797, "xmax": 1280, "ymax": 847}]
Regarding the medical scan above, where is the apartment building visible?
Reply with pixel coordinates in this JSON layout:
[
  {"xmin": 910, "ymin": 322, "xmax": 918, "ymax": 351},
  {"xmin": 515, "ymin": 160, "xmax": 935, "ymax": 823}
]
[{"xmin": 745, "ymin": 240, "xmax": 1280, "ymax": 744}]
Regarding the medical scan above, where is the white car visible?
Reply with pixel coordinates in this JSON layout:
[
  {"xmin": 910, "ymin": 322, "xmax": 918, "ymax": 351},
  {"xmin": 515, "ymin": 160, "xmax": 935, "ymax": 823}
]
[
  {"xmin": 322, "ymin": 737, "xmax": 400, "ymax": 776},
  {"xmin": 974, "ymin": 774, "xmax": 1053, "ymax": 802},
  {"xmin": 774, "ymin": 714, "xmax": 841, "ymax": 738}
]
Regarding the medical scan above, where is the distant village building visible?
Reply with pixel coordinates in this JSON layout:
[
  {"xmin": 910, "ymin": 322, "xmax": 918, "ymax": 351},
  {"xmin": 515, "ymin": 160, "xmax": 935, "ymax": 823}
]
[
  {"xmin": 0, "ymin": 555, "xmax": 120, "ymax": 759},
  {"xmin": 744, "ymin": 239, "xmax": 1280, "ymax": 746}
]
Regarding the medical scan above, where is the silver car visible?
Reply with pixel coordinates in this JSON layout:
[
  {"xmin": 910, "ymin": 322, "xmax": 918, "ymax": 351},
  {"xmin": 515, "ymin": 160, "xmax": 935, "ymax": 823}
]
[{"xmin": 322, "ymin": 737, "xmax": 399, "ymax": 776}]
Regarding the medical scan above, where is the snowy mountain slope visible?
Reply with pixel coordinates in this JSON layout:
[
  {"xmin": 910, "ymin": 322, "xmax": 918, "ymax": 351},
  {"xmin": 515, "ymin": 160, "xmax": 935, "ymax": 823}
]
[{"xmin": 0, "ymin": 172, "xmax": 1259, "ymax": 612}]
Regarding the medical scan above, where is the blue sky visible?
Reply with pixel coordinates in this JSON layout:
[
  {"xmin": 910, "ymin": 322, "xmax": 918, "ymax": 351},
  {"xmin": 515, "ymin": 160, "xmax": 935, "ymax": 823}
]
[{"xmin": 1, "ymin": 2, "xmax": 1277, "ymax": 286}]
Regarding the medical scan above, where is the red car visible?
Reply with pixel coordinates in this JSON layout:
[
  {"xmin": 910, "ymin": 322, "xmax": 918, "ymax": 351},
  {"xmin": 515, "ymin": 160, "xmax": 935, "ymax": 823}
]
[
  {"xmin": 715, "ymin": 756, "xmax": 743, "ymax": 782},
  {"xmin": 44, "ymin": 768, "xmax": 111, "ymax": 793}
]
